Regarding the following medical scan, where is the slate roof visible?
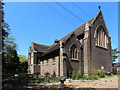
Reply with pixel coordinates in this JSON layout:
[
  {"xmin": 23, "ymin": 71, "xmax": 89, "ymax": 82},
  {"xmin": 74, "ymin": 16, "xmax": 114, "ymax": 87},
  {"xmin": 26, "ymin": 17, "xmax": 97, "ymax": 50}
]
[
  {"xmin": 33, "ymin": 42, "xmax": 50, "ymax": 53},
  {"xmin": 40, "ymin": 17, "xmax": 95, "ymax": 57},
  {"xmin": 32, "ymin": 10, "xmax": 103, "ymax": 58}
]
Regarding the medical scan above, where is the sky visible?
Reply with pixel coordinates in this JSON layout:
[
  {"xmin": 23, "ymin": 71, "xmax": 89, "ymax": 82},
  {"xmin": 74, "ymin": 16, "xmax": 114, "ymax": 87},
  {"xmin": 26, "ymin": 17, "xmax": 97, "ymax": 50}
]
[{"xmin": 4, "ymin": 2, "xmax": 118, "ymax": 61}]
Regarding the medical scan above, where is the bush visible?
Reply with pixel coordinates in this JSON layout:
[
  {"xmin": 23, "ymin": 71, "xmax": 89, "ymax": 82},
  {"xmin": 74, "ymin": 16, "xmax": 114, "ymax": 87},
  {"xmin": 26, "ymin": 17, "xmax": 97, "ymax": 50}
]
[
  {"xmin": 90, "ymin": 69, "xmax": 105, "ymax": 79},
  {"xmin": 76, "ymin": 70, "xmax": 82, "ymax": 79},
  {"xmin": 82, "ymin": 75, "xmax": 91, "ymax": 80},
  {"xmin": 44, "ymin": 72, "xmax": 50, "ymax": 78},
  {"xmin": 82, "ymin": 74, "xmax": 99, "ymax": 80},
  {"xmin": 117, "ymin": 71, "xmax": 120, "ymax": 74},
  {"xmin": 44, "ymin": 78, "xmax": 50, "ymax": 83},
  {"xmin": 91, "ymin": 69, "xmax": 97, "ymax": 76},
  {"xmin": 71, "ymin": 73, "xmax": 77, "ymax": 80},
  {"xmin": 97, "ymin": 69, "xmax": 105, "ymax": 77},
  {"xmin": 33, "ymin": 77, "xmax": 38, "ymax": 79},
  {"xmin": 52, "ymin": 77, "xmax": 59, "ymax": 82},
  {"xmin": 92, "ymin": 75, "xmax": 99, "ymax": 80},
  {"xmin": 71, "ymin": 69, "xmax": 105, "ymax": 80},
  {"xmin": 39, "ymin": 74, "xmax": 45, "ymax": 79},
  {"xmin": 71, "ymin": 71, "xmax": 82, "ymax": 80},
  {"xmin": 35, "ymin": 79, "xmax": 41, "ymax": 84}
]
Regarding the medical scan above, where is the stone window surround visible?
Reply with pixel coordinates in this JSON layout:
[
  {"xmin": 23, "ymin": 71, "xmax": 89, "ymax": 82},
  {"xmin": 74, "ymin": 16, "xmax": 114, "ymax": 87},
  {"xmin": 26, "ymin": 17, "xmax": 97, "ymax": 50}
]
[
  {"xmin": 69, "ymin": 43, "xmax": 79, "ymax": 60},
  {"xmin": 94, "ymin": 25, "xmax": 108, "ymax": 49}
]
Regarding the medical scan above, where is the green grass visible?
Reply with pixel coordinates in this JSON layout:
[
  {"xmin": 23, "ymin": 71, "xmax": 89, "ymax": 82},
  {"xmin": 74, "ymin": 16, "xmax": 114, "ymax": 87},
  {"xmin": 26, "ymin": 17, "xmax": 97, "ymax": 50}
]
[
  {"xmin": 102, "ymin": 74, "xmax": 118, "ymax": 78},
  {"xmin": 103, "ymin": 75, "xmax": 111, "ymax": 78},
  {"xmin": 112, "ymin": 74, "xmax": 119, "ymax": 76}
]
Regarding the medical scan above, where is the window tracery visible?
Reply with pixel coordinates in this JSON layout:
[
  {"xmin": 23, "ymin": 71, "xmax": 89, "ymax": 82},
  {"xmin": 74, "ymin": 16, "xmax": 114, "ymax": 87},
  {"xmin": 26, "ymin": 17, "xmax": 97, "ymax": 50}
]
[
  {"xmin": 95, "ymin": 25, "xmax": 108, "ymax": 48},
  {"xmin": 70, "ymin": 44, "xmax": 79, "ymax": 60}
]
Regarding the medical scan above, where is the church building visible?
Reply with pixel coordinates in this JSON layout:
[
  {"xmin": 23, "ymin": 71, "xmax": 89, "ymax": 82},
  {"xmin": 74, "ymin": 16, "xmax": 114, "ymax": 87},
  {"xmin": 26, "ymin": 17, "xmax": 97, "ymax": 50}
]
[{"xmin": 28, "ymin": 7, "xmax": 112, "ymax": 77}]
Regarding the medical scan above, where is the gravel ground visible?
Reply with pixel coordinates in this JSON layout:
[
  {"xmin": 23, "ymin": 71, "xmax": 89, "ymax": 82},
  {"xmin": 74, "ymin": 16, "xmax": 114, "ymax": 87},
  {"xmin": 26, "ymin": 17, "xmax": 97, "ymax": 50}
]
[
  {"xmin": 46, "ymin": 76, "xmax": 119, "ymax": 88},
  {"xmin": 27, "ymin": 75, "xmax": 119, "ymax": 89}
]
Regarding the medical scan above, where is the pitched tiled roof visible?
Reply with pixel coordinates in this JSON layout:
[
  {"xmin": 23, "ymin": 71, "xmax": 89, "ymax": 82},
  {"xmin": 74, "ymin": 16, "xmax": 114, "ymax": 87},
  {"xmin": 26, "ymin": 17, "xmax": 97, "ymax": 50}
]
[{"xmin": 40, "ymin": 17, "xmax": 95, "ymax": 57}]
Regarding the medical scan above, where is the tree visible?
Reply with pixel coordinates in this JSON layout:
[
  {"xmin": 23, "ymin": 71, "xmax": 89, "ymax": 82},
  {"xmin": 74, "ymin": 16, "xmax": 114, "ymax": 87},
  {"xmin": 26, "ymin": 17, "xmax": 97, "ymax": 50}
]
[
  {"xmin": 18, "ymin": 61, "xmax": 28, "ymax": 74},
  {"xmin": 1, "ymin": 2, "xmax": 8, "ymax": 67},
  {"xmin": 2, "ymin": 2, "xmax": 20, "ymax": 75},
  {"xmin": 1, "ymin": 2, "xmax": 9, "ymax": 74},
  {"xmin": 1, "ymin": 2, "xmax": 9, "ymax": 50},
  {"xmin": 112, "ymin": 48, "xmax": 120, "ymax": 62},
  {"xmin": 3, "ymin": 29, "xmax": 20, "ymax": 74},
  {"xmin": 18, "ymin": 54, "xmax": 27, "ymax": 63},
  {"xmin": 18, "ymin": 55, "xmax": 28, "ymax": 73}
]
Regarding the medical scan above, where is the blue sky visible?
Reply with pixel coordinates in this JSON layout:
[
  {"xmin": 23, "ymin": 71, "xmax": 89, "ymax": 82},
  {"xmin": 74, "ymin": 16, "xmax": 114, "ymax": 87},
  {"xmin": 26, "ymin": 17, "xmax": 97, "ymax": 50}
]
[{"xmin": 4, "ymin": 2, "xmax": 118, "ymax": 60}]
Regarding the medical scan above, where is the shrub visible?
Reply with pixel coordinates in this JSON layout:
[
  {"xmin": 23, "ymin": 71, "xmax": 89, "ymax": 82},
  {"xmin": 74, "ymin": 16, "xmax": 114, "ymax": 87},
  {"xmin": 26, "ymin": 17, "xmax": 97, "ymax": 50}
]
[
  {"xmin": 35, "ymin": 79, "xmax": 41, "ymax": 84},
  {"xmin": 33, "ymin": 77, "xmax": 38, "ymax": 80},
  {"xmin": 39, "ymin": 74, "xmax": 45, "ymax": 79},
  {"xmin": 90, "ymin": 69, "xmax": 105, "ymax": 79},
  {"xmin": 93, "ymin": 75, "xmax": 99, "ymax": 80},
  {"xmin": 91, "ymin": 69, "xmax": 97, "ymax": 76},
  {"xmin": 88, "ymin": 75, "xmax": 94, "ymax": 80},
  {"xmin": 76, "ymin": 70, "xmax": 82, "ymax": 79},
  {"xmin": 82, "ymin": 75, "xmax": 91, "ymax": 80},
  {"xmin": 44, "ymin": 72, "xmax": 50, "ymax": 78},
  {"xmin": 117, "ymin": 71, "xmax": 120, "ymax": 74},
  {"xmin": 97, "ymin": 69, "xmax": 105, "ymax": 78},
  {"xmin": 44, "ymin": 78, "xmax": 50, "ymax": 83},
  {"xmin": 82, "ymin": 74, "xmax": 99, "ymax": 80},
  {"xmin": 52, "ymin": 77, "xmax": 59, "ymax": 82},
  {"xmin": 71, "ymin": 73, "xmax": 77, "ymax": 80},
  {"xmin": 71, "ymin": 71, "xmax": 82, "ymax": 80}
]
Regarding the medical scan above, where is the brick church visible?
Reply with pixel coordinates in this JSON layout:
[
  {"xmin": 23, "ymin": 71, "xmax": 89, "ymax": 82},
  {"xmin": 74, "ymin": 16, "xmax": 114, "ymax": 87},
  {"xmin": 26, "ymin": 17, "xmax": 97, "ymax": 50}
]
[{"xmin": 28, "ymin": 7, "xmax": 112, "ymax": 77}]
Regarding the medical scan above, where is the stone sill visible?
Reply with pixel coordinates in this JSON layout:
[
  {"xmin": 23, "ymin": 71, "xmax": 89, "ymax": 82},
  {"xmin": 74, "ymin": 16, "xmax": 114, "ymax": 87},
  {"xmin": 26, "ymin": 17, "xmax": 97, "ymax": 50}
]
[
  {"xmin": 70, "ymin": 58, "xmax": 78, "ymax": 61},
  {"xmin": 95, "ymin": 45, "xmax": 108, "ymax": 50}
]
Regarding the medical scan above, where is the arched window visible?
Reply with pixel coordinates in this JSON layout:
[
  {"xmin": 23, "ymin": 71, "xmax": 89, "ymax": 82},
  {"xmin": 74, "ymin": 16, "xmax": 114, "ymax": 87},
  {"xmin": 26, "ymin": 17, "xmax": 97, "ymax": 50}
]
[
  {"xmin": 70, "ymin": 44, "xmax": 78, "ymax": 60},
  {"xmin": 95, "ymin": 25, "xmax": 108, "ymax": 48}
]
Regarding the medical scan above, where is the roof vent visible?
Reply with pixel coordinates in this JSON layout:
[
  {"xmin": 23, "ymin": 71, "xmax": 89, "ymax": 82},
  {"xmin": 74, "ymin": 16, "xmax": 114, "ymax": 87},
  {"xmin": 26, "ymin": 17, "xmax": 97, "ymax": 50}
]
[{"xmin": 54, "ymin": 39, "xmax": 59, "ymax": 43}]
